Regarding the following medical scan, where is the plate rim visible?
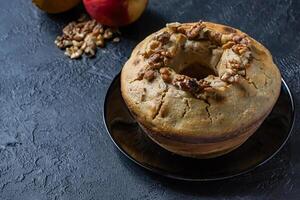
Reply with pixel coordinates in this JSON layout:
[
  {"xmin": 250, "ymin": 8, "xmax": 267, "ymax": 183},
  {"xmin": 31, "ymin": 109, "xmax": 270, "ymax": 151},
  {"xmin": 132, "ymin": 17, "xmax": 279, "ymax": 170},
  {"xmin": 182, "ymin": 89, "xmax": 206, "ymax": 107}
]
[{"xmin": 103, "ymin": 73, "xmax": 296, "ymax": 182}]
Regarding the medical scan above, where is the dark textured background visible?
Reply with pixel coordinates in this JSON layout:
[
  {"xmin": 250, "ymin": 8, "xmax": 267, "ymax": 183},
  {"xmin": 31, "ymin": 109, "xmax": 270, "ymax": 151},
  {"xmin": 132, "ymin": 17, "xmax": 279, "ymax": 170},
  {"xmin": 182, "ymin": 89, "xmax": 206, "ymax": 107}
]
[{"xmin": 0, "ymin": 0, "xmax": 299, "ymax": 199}]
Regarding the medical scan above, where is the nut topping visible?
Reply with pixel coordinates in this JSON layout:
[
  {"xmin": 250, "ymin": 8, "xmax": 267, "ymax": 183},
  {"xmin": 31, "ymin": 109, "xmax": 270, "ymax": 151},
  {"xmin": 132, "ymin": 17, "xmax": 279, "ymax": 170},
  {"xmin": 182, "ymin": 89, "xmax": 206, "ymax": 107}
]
[
  {"xmin": 139, "ymin": 21, "xmax": 252, "ymax": 99},
  {"xmin": 222, "ymin": 41, "xmax": 235, "ymax": 49},
  {"xmin": 148, "ymin": 53, "xmax": 164, "ymax": 68},
  {"xmin": 159, "ymin": 67, "xmax": 172, "ymax": 83},
  {"xmin": 155, "ymin": 32, "xmax": 171, "ymax": 44},
  {"xmin": 232, "ymin": 44, "xmax": 248, "ymax": 55},
  {"xmin": 144, "ymin": 70, "xmax": 155, "ymax": 81},
  {"xmin": 55, "ymin": 15, "xmax": 121, "ymax": 59},
  {"xmin": 186, "ymin": 79, "xmax": 201, "ymax": 93},
  {"xmin": 186, "ymin": 21, "xmax": 205, "ymax": 40}
]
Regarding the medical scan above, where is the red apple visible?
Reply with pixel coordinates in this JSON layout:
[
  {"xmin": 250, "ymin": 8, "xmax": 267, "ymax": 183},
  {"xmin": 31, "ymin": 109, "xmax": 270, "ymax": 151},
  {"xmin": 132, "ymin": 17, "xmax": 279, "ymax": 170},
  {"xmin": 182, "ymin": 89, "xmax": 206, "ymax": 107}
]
[{"xmin": 83, "ymin": 0, "xmax": 148, "ymax": 27}]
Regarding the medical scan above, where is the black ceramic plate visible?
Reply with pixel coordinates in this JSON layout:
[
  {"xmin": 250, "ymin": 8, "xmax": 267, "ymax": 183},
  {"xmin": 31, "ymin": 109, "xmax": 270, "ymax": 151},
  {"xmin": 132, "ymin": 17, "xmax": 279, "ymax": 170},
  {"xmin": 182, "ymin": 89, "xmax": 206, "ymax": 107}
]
[{"xmin": 103, "ymin": 74, "xmax": 295, "ymax": 181}]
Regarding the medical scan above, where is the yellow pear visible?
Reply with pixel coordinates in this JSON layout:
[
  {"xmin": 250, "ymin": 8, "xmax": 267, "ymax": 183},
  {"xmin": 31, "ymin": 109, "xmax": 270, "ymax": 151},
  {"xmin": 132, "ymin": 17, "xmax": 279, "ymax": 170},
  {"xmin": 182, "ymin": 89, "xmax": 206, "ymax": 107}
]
[{"xmin": 32, "ymin": 0, "xmax": 81, "ymax": 14}]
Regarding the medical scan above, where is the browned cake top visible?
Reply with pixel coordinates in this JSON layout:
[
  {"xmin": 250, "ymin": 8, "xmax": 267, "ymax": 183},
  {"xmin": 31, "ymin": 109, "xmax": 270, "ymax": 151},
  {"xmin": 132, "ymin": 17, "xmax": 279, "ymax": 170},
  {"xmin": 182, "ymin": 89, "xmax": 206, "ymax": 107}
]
[{"xmin": 121, "ymin": 21, "xmax": 281, "ymax": 141}]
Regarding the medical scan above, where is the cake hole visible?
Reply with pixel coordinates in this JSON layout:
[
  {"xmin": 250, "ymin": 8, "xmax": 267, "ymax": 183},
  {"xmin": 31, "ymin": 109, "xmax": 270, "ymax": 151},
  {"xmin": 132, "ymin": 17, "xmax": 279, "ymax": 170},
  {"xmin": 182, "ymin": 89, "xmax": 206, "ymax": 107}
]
[{"xmin": 179, "ymin": 63, "xmax": 217, "ymax": 80}]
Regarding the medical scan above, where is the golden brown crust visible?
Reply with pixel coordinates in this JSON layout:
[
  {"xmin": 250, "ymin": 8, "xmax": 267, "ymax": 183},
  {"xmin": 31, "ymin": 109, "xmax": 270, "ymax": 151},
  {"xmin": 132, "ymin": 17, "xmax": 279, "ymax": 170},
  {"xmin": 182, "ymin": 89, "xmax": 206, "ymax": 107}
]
[{"xmin": 121, "ymin": 22, "xmax": 281, "ymax": 157}]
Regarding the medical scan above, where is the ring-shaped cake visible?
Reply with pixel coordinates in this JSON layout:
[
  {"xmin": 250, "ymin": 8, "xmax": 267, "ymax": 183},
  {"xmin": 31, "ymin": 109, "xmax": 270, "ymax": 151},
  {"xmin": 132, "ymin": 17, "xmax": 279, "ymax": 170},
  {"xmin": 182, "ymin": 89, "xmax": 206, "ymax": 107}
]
[{"xmin": 121, "ymin": 21, "xmax": 281, "ymax": 158}]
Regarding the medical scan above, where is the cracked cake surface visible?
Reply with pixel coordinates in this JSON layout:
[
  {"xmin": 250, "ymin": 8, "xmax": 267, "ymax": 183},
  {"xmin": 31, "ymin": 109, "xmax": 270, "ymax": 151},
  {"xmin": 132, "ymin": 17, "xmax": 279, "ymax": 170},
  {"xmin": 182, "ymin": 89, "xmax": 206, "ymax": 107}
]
[{"xmin": 121, "ymin": 21, "xmax": 281, "ymax": 157}]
